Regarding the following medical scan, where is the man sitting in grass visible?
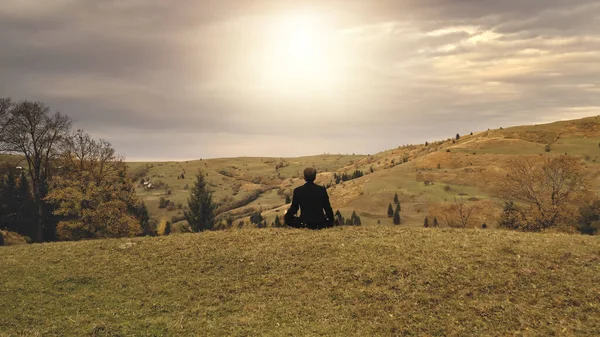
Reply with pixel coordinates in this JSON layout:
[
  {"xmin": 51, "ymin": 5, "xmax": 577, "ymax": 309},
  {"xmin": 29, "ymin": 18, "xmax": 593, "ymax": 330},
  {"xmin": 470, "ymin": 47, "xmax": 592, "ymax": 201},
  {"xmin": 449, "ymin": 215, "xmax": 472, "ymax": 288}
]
[{"xmin": 285, "ymin": 167, "xmax": 334, "ymax": 230}]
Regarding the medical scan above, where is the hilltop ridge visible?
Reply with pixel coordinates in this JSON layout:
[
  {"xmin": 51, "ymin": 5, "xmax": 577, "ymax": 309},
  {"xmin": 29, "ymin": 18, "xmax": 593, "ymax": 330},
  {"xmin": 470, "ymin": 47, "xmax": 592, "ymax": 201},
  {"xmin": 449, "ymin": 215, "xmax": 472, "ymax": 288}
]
[{"xmin": 129, "ymin": 115, "xmax": 600, "ymax": 229}]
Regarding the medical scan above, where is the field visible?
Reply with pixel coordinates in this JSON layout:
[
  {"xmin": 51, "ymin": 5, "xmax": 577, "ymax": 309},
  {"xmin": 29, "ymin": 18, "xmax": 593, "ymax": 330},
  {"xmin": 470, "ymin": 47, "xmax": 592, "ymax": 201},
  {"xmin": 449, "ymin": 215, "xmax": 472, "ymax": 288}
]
[
  {"xmin": 1, "ymin": 226, "xmax": 599, "ymax": 336},
  {"xmin": 128, "ymin": 116, "xmax": 600, "ymax": 229}
]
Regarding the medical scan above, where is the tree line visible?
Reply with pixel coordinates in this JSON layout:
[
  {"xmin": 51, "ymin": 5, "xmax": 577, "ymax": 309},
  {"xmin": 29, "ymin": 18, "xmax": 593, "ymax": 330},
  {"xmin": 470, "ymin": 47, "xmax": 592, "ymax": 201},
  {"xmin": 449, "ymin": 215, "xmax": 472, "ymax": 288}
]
[{"xmin": 0, "ymin": 98, "xmax": 154, "ymax": 242}]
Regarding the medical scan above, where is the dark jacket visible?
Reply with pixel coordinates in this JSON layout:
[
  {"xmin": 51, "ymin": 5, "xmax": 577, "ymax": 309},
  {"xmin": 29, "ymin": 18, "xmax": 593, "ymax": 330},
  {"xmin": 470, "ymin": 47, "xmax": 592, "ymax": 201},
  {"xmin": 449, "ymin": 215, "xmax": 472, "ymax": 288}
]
[{"xmin": 285, "ymin": 182, "xmax": 334, "ymax": 229}]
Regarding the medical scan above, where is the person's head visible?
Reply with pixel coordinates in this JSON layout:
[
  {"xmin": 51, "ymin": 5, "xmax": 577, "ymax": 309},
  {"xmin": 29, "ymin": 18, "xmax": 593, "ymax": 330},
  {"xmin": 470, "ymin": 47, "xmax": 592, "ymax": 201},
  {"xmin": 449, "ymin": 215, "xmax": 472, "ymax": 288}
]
[{"xmin": 303, "ymin": 167, "xmax": 317, "ymax": 182}]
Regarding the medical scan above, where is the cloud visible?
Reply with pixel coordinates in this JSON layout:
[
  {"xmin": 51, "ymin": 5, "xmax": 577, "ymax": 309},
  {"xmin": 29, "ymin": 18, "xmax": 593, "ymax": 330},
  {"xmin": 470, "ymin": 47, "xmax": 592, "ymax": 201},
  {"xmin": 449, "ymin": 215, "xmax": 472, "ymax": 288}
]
[{"xmin": 1, "ymin": 0, "xmax": 599, "ymax": 160}]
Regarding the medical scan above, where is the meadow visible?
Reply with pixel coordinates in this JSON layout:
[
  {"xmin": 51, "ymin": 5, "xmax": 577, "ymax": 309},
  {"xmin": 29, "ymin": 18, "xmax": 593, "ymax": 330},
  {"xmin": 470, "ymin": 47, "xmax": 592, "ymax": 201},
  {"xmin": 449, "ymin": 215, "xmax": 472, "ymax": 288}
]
[{"xmin": 1, "ymin": 226, "xmax": 599, "ymax": 336}]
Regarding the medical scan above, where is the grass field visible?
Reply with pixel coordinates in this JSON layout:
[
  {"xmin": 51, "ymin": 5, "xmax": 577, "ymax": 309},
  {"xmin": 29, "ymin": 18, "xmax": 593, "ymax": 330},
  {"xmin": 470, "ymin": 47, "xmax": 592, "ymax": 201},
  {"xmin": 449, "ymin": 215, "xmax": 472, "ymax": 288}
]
[
  {"xmin": 1, "ymin": 227, "xmax": 599, "ymax": 336},
  {"xmin": 122, "ymin": 116, "xmax": 600, "ymax": 230}
]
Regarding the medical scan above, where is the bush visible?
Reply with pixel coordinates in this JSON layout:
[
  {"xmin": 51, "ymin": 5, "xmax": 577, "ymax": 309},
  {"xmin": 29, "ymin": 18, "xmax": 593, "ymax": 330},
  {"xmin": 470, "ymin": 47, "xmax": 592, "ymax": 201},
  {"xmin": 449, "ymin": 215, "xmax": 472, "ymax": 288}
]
[
  {"xmin": 166, "ymin": 201, "xmax": 176, "ymax": 212},
  {"xmin": 158, "ymin": 197, "xmax": 169, "ymax": 209},
  {"xmin": 498, "ymin": 201, "xmax": 522, "ymax": 230},
  {"xmin": 578, "ymin": 200, "xmax": 600, "ymax": 235}
]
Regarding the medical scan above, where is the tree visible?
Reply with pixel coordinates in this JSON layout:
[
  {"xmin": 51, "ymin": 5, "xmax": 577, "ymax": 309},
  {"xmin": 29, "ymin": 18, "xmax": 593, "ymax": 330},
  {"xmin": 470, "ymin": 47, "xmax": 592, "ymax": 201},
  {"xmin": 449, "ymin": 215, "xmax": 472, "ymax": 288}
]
[
  {"xmin": 46, "ymin": 130, "xmax": 144, "ymax": 240},
  {"xmin": 433, "ymin": 217, "xmax": 439, "ymax": 227},
  {"xmin": 334, "ymin": 210, "xmax": 344, "ymax": 226},
  {"xmin": 185, "ymin": 171, "xmax": 216, "ymax": 232},
  {"xmin": 395, "ymin": 203, "xmax": 401, "ymax": 215},
  {"xmin": 3, "ymin": 101, "xmax": 71, "ymax": 242},
  {"xmin": 393, "ymin": 192, "xmax": 399, "ymax": 204},
  {"xmin": 456, "ymin": 133, "xmax": 460, "ymax": 140},
  {"xmin": 393, "ymin": 208, "xmax": 401, "ymax": 225},
  {"xmin": 424, "ymin": 217, "xmax": 429, "ymax": 227},
  {"xmin": 497, "ymin": 155, "xmax": 590, "ymax": 231},
  {"xmin": 577, "ymin": 200, "xmax": 600, "ymax": 235},
  {"xmin": 285, "ymin": 195, "xmax": 291, "ymax": 204},
  {"xmin": 454, "ymin": 195, "xmax": 474, "ymax": 228},
  {"xmin": 273, "ymin": 215, "xmax": 283, "ymax": 228},
  {"xmin": 249, "ymin": 211, "xmax": 263, "ymax": 225},
  {"xmin": 387, "ymin": 203, "xmax": 394, "ymax": 218},
  {"xmin": 350, "ymin": 211, "xmax": 361, "ymax": 226},
  {"xmin": 0, "ymin": 97, "xmax": 12, "ymax": 142}
]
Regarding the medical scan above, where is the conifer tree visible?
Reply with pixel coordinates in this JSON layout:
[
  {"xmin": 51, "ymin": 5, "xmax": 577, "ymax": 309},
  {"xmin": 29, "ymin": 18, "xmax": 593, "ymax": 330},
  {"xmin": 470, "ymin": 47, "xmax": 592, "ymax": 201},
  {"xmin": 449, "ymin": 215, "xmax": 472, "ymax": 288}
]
[
  {"xmin": 334, "ymin": 210, "xmax": 344, "ymax": 226},
  {"xmin": 424, "ymin": 217, "xmax": 429, "ymax": 228},
  {"xmin": 185, "ymin": 171, "xmax": 216, "ymax": 232},
  {"xmin": 433, "ymin": 217, "xmax": 439, "ymax": 227},
  {"xmin": 393, "ymin": 192, "xmax": 399, "ymax": 204},
  {"xmin": 273, "ymin": 215, "xmax": 282, "ymax": 227},
  {"xmin": 395, "ymin": 203, "xmax": 401, "ymax": 214},
  {"xmin": 393, "ymin": 208, "xmax": 401, "ymax": 225},
  {"xmin": 387, "ymin": 203, "xmax": 394, "ymax": 218}
]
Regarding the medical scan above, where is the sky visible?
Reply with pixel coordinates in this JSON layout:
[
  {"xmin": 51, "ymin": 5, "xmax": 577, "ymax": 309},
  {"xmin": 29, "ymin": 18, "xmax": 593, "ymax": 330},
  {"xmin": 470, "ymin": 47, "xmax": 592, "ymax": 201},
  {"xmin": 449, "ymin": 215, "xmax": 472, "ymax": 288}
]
[{"xmin": 1, "ymin": 0, "xmax": 599, "ymax": 161}]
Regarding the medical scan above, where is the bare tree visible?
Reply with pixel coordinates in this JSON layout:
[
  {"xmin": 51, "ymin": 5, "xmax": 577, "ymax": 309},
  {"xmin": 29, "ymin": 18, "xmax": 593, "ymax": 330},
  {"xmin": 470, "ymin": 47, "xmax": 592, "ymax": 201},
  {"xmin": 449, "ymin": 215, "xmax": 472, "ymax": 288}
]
[
  {"xmin": 454, "ymin": 195, "xmax": 474, "ymax": 228},
  {"xmin": 0, "ymin": 98, "xmax": 12, "ymax": 143},
  {"xmin": 3, "ymin": 101, "xmax": 71, "ymax": 242},
  {"xmin": 497, "ymin": 155, "xmax": 590, "ymax": 231}
]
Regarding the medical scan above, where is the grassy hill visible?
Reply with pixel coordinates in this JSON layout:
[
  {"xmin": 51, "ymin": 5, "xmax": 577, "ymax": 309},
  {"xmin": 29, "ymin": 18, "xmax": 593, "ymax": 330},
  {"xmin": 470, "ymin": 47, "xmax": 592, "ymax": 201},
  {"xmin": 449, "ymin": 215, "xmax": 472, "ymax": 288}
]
[
  {"xmin": 1, "ymin": 227, "xmax": 599, "ymax": 336},
  {"xmin": 129, "ymin": 115, "xmax": 600, "ymax": 230}
]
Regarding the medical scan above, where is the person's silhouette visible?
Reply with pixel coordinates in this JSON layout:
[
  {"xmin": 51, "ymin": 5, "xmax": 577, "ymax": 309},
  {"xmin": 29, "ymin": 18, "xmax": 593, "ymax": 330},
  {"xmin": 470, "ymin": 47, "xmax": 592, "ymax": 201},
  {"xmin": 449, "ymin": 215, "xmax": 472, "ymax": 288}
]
[{"xmin": 285, "ymin": 168, "xmax": 334, "ymax": 230}]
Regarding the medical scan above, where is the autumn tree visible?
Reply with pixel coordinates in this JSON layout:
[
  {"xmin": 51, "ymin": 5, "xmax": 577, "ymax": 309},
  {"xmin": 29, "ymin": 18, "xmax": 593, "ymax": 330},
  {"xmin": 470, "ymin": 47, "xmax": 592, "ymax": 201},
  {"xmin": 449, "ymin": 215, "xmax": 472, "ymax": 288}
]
[
  {"xmin": 46, "ymin": 130, "xmax": 144, "ymax": 240},
  {"xmin": 185, "ymin": 171, "xmax": 216, "ymax": 232},
  {"xmin": 3, "ymin": 100, "xmax": 71, "ymax": 242},
  {"xmin": 497, "ymin": 155, "xmax": 591, "ymax": 231}
]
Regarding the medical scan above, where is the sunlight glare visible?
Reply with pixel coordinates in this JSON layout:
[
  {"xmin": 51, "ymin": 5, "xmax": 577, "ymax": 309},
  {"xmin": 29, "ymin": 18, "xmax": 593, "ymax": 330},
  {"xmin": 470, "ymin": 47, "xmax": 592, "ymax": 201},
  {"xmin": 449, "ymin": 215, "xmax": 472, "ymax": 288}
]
[{"xmin": 259, "ymin": 12, "xmax": 342, "ymax": 93}]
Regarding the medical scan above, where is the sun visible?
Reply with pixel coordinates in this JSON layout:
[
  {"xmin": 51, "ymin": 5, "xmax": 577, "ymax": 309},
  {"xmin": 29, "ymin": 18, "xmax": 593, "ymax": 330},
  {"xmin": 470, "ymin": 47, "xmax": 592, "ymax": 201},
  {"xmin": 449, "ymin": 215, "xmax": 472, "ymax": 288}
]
[{"xmin": 259, "ymin": 12, "xmax": 341, "ymax": 92}]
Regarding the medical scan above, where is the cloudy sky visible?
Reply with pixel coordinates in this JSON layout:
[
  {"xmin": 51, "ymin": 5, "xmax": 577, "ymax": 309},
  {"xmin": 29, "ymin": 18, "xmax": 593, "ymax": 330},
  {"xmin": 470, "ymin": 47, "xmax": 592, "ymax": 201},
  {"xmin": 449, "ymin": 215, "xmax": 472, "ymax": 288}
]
[{"xmin": 1, "ymin": 1, "xmax": 599, "ymax": 160}]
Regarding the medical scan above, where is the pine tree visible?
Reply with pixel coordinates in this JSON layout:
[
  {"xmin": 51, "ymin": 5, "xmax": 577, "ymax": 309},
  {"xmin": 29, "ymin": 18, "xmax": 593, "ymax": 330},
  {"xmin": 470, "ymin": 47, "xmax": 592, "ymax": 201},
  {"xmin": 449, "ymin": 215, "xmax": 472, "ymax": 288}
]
[
  {"xmin": 273, "ymin": 215, "xmax": 282, "ymax": 227},
  {"xmin": 350, "ymin": 211, "xmax": 361, "ymax": 226},
  {"xmin": 433, "ymin": 217, "xmax": 439, "ymax": 227},
  {"xmin": 456, "ymin": 133, "xmax": 460, "ymax": 140},
  {"xmin": 334, "ymin": 210, "xmax": 344, "ymax": 226},
  {"xmin": 135, "ymin": 201, "xmax": 151, "ymax": 236},
  {"xmin": 393, "ymin": 208, "xmax": 401, "ymax": 225},
  {"xmin": 387, "ymin": 203, "xmax": 394, "ymax": 218},
  {"xmin": 395, "ymin": 203, "xmax": 401, "ymax": 214},
  {"xmin": 185, "ymin": 171, "xmax": 216, "ymax": 232},
  {"xmin": 393, "ymin": 192, "xmax": 399, "ymax": 204},
  {"xmin": 424, "ymin": 217, "xmax": 429, "ymax": 228}
]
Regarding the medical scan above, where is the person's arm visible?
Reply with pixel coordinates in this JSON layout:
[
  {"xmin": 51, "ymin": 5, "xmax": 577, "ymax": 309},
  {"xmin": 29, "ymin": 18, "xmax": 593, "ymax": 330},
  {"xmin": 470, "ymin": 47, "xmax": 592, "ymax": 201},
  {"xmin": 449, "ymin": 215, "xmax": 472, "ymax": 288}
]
[
  {"xmin": 323, "ymin": 188, "xmax": 334, "ymax": 227},
  {"xmin": 285, "ymin": 190, "xmax": 300, "ymax": 226}
]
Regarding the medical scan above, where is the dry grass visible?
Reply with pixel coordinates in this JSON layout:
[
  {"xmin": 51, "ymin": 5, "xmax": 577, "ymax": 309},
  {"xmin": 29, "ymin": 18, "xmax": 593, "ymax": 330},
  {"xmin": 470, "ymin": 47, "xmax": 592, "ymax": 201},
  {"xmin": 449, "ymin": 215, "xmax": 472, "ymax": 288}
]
[{"xmin": 1, "ymin": 227, "xmax": 599, "ymax": 336}]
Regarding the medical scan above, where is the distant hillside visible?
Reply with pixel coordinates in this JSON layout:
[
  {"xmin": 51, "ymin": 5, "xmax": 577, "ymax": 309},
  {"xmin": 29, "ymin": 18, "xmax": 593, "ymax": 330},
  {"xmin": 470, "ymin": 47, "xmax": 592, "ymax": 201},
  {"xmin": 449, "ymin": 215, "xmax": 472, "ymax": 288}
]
[
  {"xmin": 129, "ymin": 115, "xmax": 600, "ymax": 229},
  {"xmin": 1, "ymin": 227, "xmax": 598, "ymax": 336}
]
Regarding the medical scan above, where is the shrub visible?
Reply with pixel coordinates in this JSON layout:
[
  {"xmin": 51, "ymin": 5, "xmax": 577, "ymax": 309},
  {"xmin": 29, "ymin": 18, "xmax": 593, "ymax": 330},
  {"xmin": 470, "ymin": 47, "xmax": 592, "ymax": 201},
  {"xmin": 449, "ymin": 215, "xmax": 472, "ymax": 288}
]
[
  {"xmin": 544, "ymin": 144, "xmax": 551, "ymax": 152},
  {"xmin": 158, "ymin": 197, "xmax": 169, "ymax": 209},
  {"xmin": 577, "ymin": 200, "xmax": 600, "ymax": 235},
  {"xmin": 498, "ymin": 201, "xmax": 522, "ymax": 230},
  {"xmin": 166, "ymin": 201, "xmax": 176, "ymax": 212}
]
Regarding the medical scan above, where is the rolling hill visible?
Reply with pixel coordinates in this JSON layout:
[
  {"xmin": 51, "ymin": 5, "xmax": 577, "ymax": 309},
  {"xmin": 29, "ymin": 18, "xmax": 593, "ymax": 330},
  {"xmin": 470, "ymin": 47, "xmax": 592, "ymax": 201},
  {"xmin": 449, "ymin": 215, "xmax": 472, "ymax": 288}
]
[{"xmin": 130, "ymin": 115, "xmax": 600, "ymax": 230}]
